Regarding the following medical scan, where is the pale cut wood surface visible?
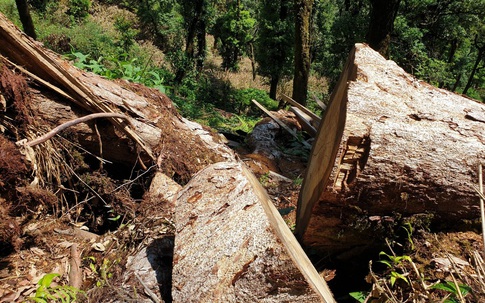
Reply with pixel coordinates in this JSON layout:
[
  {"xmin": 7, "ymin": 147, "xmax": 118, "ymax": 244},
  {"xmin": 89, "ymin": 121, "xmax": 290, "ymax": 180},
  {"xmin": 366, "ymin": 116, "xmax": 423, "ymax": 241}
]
[
  {"xmin": 172, "ymin": 161, "xmax": 335, "ymax": 303},
  {"xmin": 297, "ymin": 43, "xmax": 485, "ymax": 252}
]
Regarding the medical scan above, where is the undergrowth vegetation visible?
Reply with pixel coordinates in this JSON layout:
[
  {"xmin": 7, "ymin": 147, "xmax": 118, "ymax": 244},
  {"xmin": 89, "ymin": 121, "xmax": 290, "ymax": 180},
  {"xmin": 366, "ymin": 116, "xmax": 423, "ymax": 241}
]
[{"xmin": 0, "ymin": 0, "xmax": 284, "ymax": 136}]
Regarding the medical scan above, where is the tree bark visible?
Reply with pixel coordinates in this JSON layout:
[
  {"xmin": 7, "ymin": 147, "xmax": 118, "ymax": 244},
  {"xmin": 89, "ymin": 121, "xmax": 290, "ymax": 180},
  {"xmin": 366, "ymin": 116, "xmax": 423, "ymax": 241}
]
[
  {"xmin": 269, "ymin": 74, "xmax": 279, "ymax": 100},
  {"xmin": 296, "ymin": 43, "xmax": 485, "ymax": 254},
  {"xmin": 15, "ymin": 0, "xmax": 36, "ymax": 40},
  {"xmin": 172, "ymin": 161, "xmax": 335, "ymax": 303},
  {"xmin": 365, "ymin": 0, "xmax": 400, "ymax": 58},
  {"xmin": 292, "ymin": 0, "xmax": 314, "ymax": 106},
  {"xmin": 0, "ymin": 11, "xmax": 235, "ymax": 184}
]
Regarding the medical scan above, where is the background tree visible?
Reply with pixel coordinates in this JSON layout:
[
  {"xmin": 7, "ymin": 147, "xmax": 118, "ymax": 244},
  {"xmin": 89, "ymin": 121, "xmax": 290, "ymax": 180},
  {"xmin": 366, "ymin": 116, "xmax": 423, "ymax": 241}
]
[
  {"xmin": 255, "ymin": 0, "xmax": 294, "ymax": 99},
  {"xmin": 213, "ymin": 0, "xmax": 256, "ymax": 71},
  {"xmin": 15, "ymin": 0, "xmax": 36, "ymax": 39},
  {"xmin": 292, "ymin": 0, "xmax": 314, "ymax": 105},
  {"xmin": 365, "ymin": 0, "xmax": 400, "ymax": 57}
]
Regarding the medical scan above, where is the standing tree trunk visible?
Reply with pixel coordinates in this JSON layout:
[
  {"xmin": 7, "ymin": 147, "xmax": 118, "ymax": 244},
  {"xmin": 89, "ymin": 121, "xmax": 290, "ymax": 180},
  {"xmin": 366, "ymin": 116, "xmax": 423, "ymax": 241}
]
[
  {"xmin": 463, "ymin": 38, "xmax": 484, "ymax": 95},
  {"xmin": 269, "ymin": 74, "xmax": 279, "ymax": 100},
  {"xmin": 15, "ymin": 0, "xmax": 36, "ymax": 40},
  {"xmin": 365, "ymin": 0, "xmax": 400, "ymax": 58},
  {"xmin": 292, "ymin": 0, "xmax": 314, "ymax": 106},
  {"xmin": 175, "ymin": 0, "xmax": 206, "ymax": 82}
]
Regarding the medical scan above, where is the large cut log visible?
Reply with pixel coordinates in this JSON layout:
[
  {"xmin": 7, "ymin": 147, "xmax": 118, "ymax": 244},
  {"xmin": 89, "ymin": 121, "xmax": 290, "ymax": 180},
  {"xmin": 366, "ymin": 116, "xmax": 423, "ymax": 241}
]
[
  {"xmin": 172, "ymin": 161, "xmax": 335, "ymax": 303},
  {"xmin": 296, "ymin": 43, "xmax": 485, "ymax": 253}
]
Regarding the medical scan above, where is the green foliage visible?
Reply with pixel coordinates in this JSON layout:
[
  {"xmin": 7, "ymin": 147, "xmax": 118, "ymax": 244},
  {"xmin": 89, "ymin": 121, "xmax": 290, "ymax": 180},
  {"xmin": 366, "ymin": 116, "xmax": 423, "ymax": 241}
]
[
  {"xmin": 85, "ymin": 256, "xmax": 118, "ymax": 287},
  {"xmin": 349, "ymin": 291, "xmax": 368, "ymax": 302},
  {"xmin": 67, "ymin": 0, "xmax": 91, "ymax": 23},
  {"xmin": 113, "ymin": 15, "xmax": 139, "ymax": 53},
  {"xmin": 27, "ymin": 273, "xmax": 84, "ymax": 303},
  {"xmin": 255, "ymin": 0, "xmax": 294, "ymax": 89},
  {"xmin": 311, "ymin": 0, "xmax": 369, "ymax": 87},
  {"xmin": 67, "ymin": 51, "xmax": 168, "ymax": 93},
  {"xmin": 232, "ymin": 88, "xmax": 278, "ymax": 113},
  {"xmin": 134, "ymin": 0, "xmax": 184, "ymax": 52},
  {"xmin": 213, "ymin": 3, "xmax": 256, "ymax": 70},
  {"xmin": 430, "ymin": 281, "xmax": 472, "ymax": 302},
  {"xmin": 379, "ymin": 251, "xmax": 412, "ymax": 286}
]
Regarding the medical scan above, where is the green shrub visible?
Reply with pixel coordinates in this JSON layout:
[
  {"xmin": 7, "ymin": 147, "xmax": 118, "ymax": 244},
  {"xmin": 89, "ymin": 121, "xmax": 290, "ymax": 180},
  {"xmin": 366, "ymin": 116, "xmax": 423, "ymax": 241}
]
[
  {"xmin": 232, "ymin": 88, "xmax": 278, "ymax": 114},
  {"xmin": 67, "ymin": 0, "xmax": 91, "ymax": 22}
]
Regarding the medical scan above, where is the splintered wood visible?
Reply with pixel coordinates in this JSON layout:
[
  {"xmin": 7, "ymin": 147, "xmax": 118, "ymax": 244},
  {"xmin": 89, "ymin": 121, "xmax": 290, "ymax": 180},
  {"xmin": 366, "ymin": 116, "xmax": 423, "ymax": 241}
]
[{"xmin": 172, "ymin": 162, "xmax": 335, "ymax": 303}]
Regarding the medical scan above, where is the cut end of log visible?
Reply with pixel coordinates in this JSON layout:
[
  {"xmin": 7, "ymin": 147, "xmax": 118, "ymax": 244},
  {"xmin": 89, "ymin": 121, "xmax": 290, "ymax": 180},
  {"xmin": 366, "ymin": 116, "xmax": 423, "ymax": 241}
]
[
  {"xmin": 172, "ymin": 161, "xmax": 335, "ymax": 303},
  {"xmin": 297, "ymin": 43, "xmax": 485, "ymax": 253}
]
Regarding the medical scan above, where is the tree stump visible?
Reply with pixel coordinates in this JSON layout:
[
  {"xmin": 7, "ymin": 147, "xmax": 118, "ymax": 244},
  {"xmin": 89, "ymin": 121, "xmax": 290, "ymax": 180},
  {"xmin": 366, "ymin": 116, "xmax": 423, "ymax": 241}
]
[{"xmin": 296, "ymin": 43, "xmax": 485, "ymax": 253}]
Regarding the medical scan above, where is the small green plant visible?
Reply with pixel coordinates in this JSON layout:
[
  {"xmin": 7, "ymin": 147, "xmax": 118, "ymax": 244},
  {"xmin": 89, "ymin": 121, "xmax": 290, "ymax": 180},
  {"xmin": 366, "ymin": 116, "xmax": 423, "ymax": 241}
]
[
  {"xmin": 349, "ymin": 291, "xmax": 369, "ymax": 303},
  {"xmin": 67, "ymin": 51, "xmax": 167, "ymax": 93},
  {"xmin": 86, "ymin": 256, "xmax": 117, "ymax": 287},
  {"xmin": 28, "ymin": 273, "xmax": 84, "ymax": 303},
  {"xmin": 401, "ymin": 222, "xmax": 415, "ymax": 250},
  {"xmin": 259, "ymin": 172, "xmax": 270, "ymax": 186},
  {"xmin": 379, "ymin": 251, "xmax": 412, "ymax": 286},
  {"xmin": 293, "ymin": 176, "xmax": 303, "ymax": 186},
  {"xmin": 430, "ymin": 280, "xmax": 471, "ymax": 303}
]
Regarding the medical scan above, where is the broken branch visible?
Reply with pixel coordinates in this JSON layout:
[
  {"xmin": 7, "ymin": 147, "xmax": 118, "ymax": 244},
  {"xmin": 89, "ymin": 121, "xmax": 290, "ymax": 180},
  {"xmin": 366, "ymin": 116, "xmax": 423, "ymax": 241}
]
[{"xmin": 24, "ymin": 113, "xmax": 129, "ymax": 147}]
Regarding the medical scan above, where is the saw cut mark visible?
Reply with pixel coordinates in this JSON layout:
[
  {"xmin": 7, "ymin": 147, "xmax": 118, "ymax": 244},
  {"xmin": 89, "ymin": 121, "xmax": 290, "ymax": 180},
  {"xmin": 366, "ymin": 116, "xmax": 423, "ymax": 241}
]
[{"xmin": 334, "ymin": 135, "xmax": 370, "ymax": 191}]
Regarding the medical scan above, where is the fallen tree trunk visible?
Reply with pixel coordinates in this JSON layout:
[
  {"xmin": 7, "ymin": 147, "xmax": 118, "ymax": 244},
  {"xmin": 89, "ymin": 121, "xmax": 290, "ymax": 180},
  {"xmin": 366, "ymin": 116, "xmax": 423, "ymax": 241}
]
[
  {"xmin": 296, "ymin": 43, "xmax": 485, "ymax": 253},
  {"xmin": 172, "ymin": 161, "xmax": 335, "ymax": 303},
  {"xmin": 0, "ymin": 11, "xmax": 235, "ymax": 185}
]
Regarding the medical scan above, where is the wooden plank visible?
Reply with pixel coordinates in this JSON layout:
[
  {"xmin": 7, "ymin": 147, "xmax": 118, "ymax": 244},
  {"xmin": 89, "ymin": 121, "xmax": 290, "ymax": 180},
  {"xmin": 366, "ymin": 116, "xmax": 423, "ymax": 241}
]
[
  {"xmin": 281, "ymin": 94, "xmax": 321, "ymax": 126},
  {"xmin": 294, "ymin": 46, "xmax": 356, "ymax": 240},
  {"xmin": 312, "ymin": 93, "xmax": 327, "ymax": 111},
  {"xmin": 290, "ymin": 106, "xmax": 317, "ymax": 137},
  {"xmin": 252, "ymin": 99, "xmax": 312, "ymax": 149}
]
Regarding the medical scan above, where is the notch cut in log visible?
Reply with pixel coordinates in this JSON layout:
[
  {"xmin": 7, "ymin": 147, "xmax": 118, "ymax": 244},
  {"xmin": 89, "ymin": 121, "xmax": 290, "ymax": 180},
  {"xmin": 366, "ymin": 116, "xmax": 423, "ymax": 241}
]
[
  {"xmin": 172, "ymin": 162, "xmax": 335, "ymax": 303},
  {"xmin": 296, "ymin": 43, "xmax": 485, "ymax": 252}
]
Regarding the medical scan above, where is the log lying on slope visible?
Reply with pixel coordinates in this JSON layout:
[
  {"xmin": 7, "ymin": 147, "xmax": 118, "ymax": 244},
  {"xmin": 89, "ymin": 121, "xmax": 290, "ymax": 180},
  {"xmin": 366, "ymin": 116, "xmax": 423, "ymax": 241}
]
[
  {"xmin": 0, "ymin": 12, "xmax": 234, "ymax": 183},
  {"xmin": 172, "ymin": 162, "xmax": 335, "ymax": 303},
  {"xmin": 296, "ymin": 43, "xmax": 485, "ymax": 253}
]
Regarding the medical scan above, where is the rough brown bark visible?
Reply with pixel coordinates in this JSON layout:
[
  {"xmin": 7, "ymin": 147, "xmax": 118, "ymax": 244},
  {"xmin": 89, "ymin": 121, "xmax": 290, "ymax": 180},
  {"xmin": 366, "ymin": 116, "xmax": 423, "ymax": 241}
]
[
  {"xmin": 15, "ymin": 0, "xmax": 36, "ymax": 40},
  {"xmin": 292, "ymin": 0, "xmax": 314, "ymax": 106},
  {"xmin": 297, "ymin": 43, "xmax": 485, "ymax": 254},
  {"xmin": 0, "ymin": 11, "xmax": 235, "ymax": 183},
  {"xmin": 172, "ymin": 161, "xmax": 335, "ymax": 303},
  {"xmin": 365, "ymin": 0, "xmax": 400, "ymax": 58}
]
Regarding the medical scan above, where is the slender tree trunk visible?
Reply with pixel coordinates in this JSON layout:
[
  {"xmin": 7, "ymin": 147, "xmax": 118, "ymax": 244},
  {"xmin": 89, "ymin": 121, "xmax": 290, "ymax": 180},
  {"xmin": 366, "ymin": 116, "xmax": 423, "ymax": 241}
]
[
  {"xmin": 440, "ymin": 39, "xmax": 458, "ymax": 89},
  {"xmin": 248, "ymin": 42, "xmax": 256, "ymax": 80},
  {"xmin": 463, "ymin": 46, "xmax": 484, "ymax": 95},
  {"xmin": 292, "ymin": 0, "xmax": 314, "ymax": 106},
  {"xmin": 365, "ymin": 0, "xmax": 401, "ymax": 58},
  {"xmin": 196, "ymin": 19, "xmax": 206, "ymax": 72},
  {"xmin": 269, "ymin": 75, "xmax": 279, "ymax": 100},
  {"xmin": 451, "ymin": 74, "xmax": 462, "ymax": 92},
  {"xmin": 184, "ymin": 0, "xmax": 204, "ymax": 59},
  {"xmin": 15, "ymin": 0, "xmax": 36, "ymax": 40}
]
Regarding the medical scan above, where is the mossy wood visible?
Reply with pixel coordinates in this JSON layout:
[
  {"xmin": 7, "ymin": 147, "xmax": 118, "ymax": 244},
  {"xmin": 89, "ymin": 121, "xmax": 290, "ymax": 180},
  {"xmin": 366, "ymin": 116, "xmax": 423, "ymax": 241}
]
[
  {"xmin": 172, "ymin": 161, "xmax": 335, "ymax": 303},
  {"xmin": 296, "ymin": 43, "xmax": 485, "ymax": 253}
]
